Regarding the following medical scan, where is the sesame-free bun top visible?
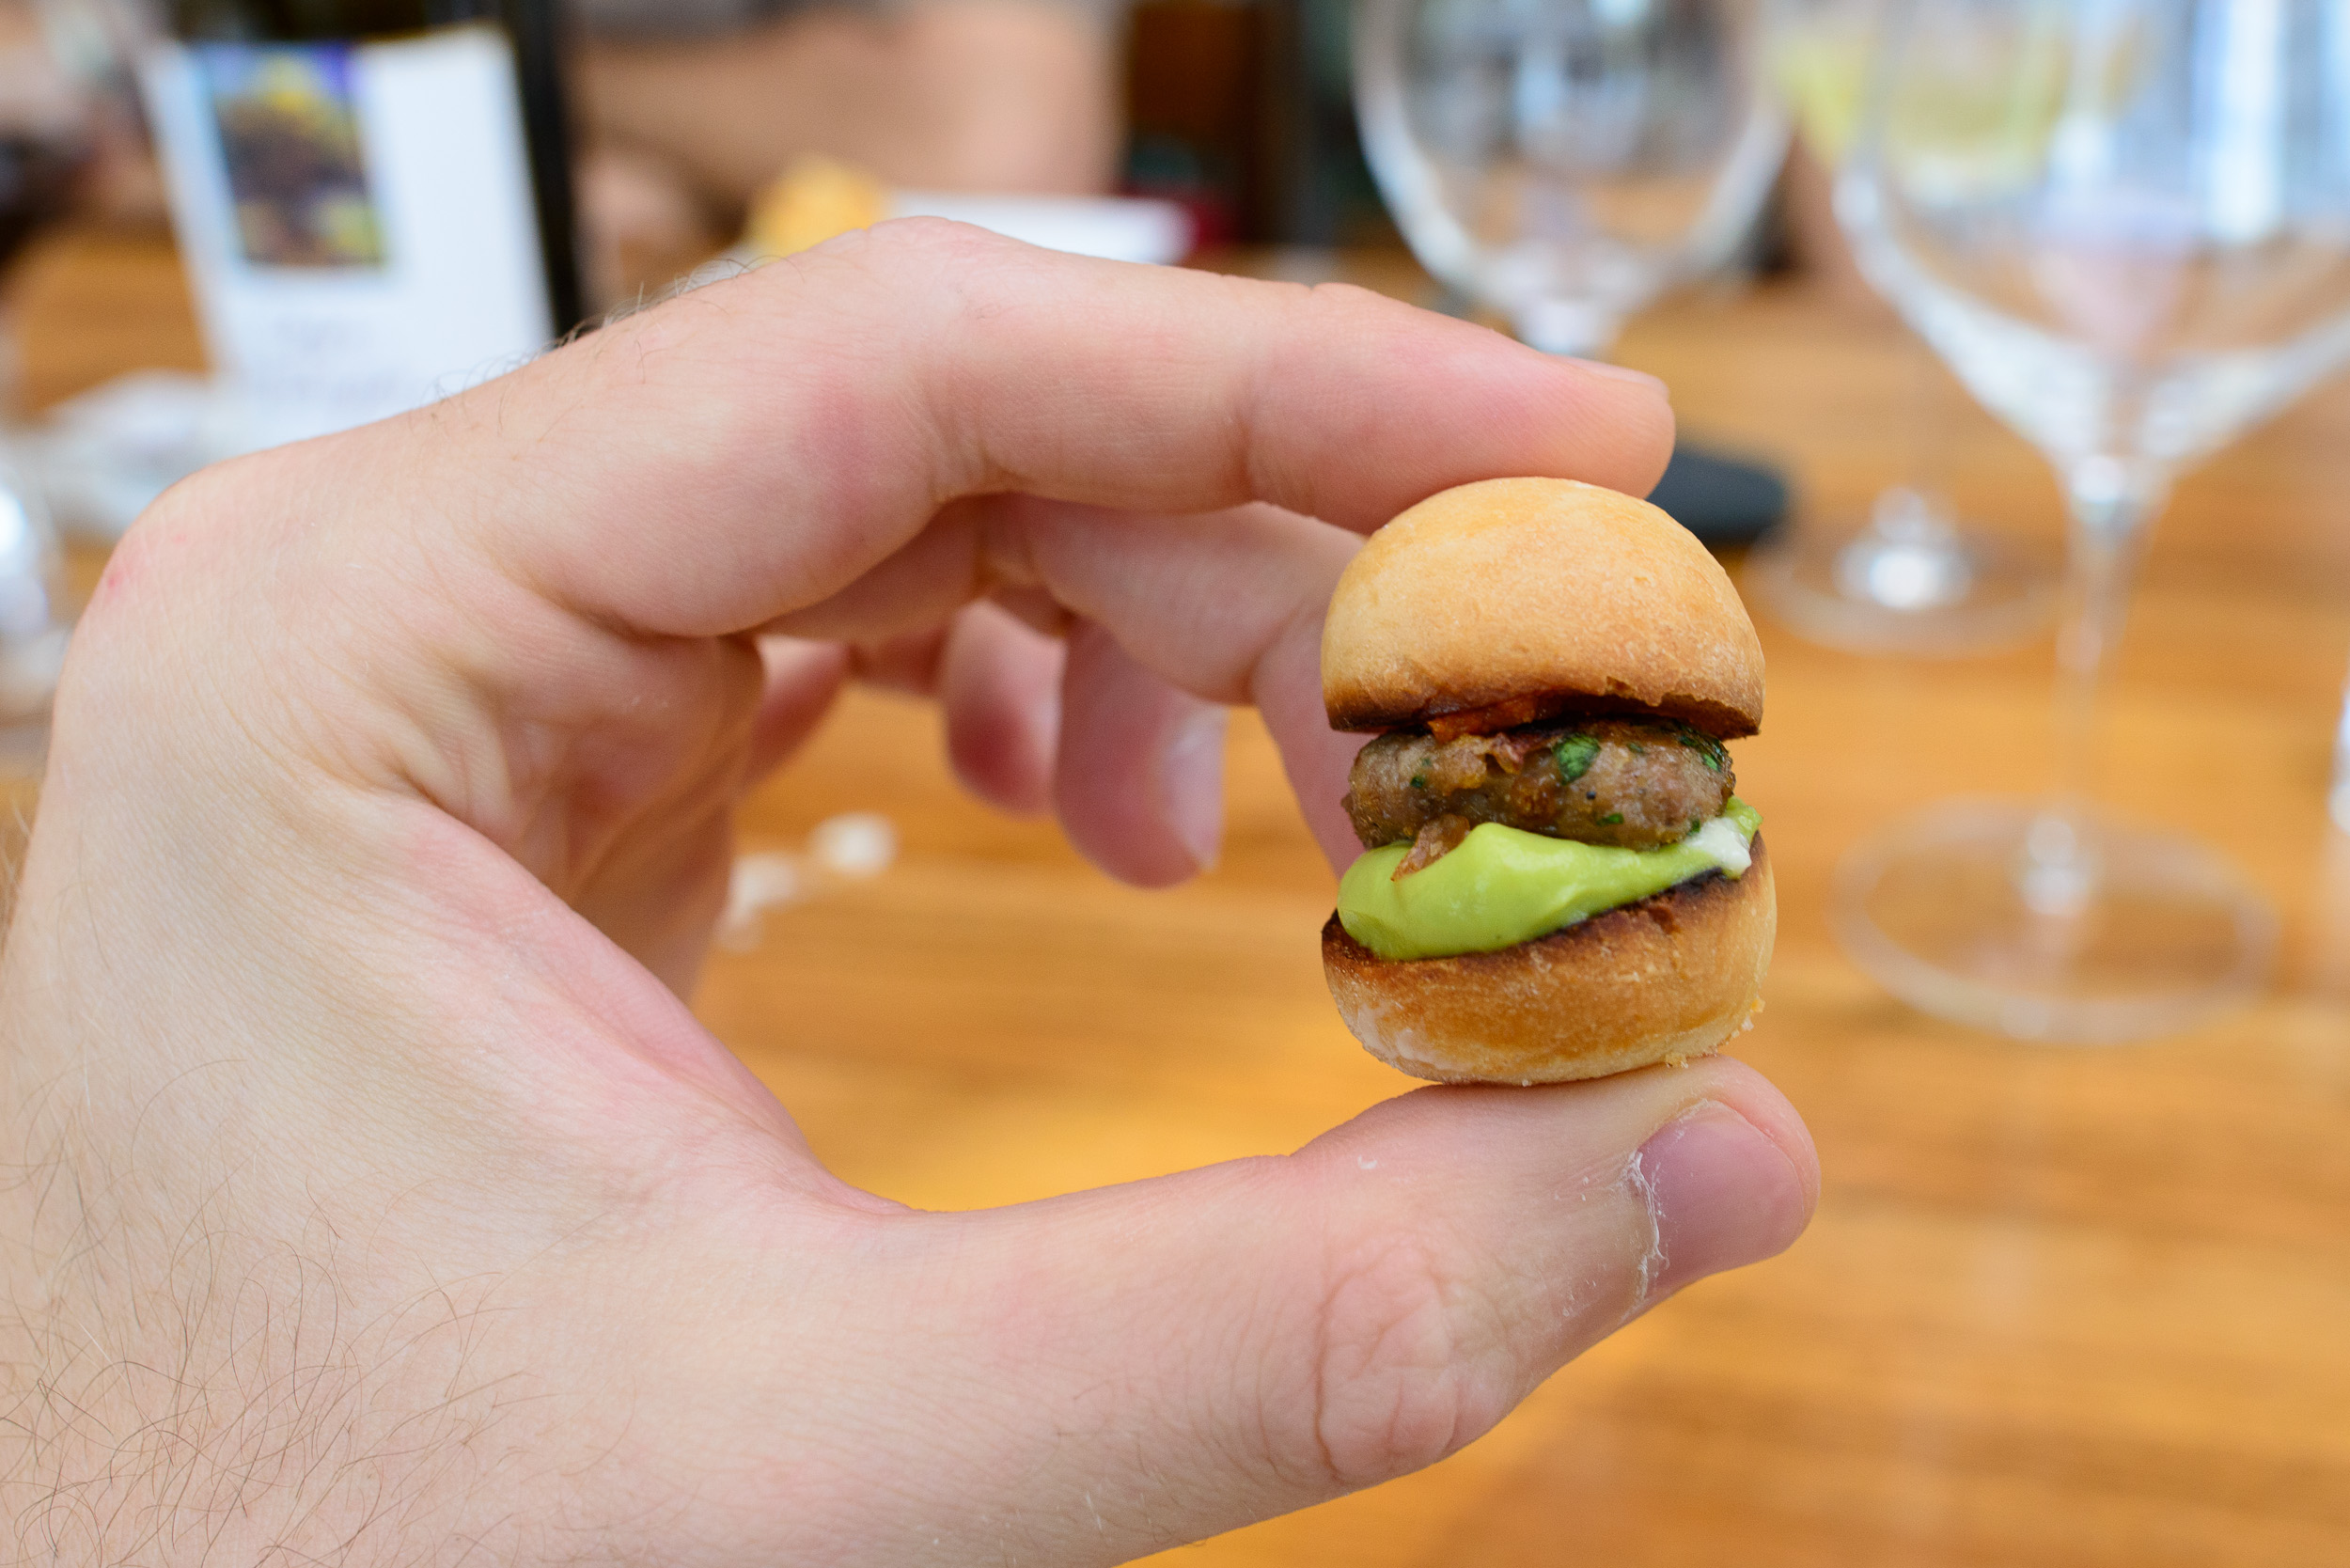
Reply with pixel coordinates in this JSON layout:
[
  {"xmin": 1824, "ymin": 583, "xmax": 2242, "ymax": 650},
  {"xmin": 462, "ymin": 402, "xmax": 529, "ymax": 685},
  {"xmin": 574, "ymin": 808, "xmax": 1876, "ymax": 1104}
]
[{"xmin": 1322, "ymin": 478, "xmax": 1764, "ymax": 738}]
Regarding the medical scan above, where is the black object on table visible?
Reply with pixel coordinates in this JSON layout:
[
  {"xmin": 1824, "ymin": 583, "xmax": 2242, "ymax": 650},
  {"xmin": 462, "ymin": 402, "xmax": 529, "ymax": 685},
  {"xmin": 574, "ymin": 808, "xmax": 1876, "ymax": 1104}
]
[{"xmin": 1649, "ymin": 441, "xmax": 1789, "ymax": 551}]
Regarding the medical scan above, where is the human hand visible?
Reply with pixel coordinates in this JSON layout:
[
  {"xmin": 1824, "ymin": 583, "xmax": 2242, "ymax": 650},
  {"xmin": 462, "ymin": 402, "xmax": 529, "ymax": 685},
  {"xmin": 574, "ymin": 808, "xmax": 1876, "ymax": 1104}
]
[{"xmin": 0, "ymin": 224, "xmax": 1814, "ymax": 1565}]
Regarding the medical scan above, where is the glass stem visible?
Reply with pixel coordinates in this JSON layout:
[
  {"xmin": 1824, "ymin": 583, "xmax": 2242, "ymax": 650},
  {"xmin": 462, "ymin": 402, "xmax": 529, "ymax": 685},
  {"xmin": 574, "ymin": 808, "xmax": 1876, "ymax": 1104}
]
[
  {"xmin": 2020, "ymin": 455, "xmax": 2166, "ymax": 916},
  {"xmin": 1512, "ymin": 299, "xmax": 1622, "ymax": 360},
  {"xmin": 1899, "ymin": 337, "xmax": 1949, "ymax": 503},
  {"xmin": 2330, "ymin": 655, "xmax": 2350, "ymax": 835}
]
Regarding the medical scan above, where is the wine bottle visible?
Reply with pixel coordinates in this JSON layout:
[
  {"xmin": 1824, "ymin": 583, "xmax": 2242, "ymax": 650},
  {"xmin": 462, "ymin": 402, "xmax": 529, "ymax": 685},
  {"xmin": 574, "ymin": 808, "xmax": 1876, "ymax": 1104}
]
[{"xmin": 140, "ymin": 0, "xmax": 581, "ymax": 447}]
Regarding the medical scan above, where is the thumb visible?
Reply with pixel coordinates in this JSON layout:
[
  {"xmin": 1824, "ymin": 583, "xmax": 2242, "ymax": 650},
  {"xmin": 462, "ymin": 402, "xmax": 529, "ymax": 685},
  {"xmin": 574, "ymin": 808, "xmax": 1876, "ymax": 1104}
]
[{"xmin": 865, "ymin": 1056, "xmax": 1814, "ymax": 1562}]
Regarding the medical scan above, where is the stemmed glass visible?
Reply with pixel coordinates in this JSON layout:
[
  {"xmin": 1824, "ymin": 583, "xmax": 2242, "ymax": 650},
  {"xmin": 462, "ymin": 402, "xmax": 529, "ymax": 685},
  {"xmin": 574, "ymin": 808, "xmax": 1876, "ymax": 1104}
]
[
  {"xmin": 1744, "ymin": 0, "xmax": 2058, "ymax": 654},
  {"xmin": 1832, "ymin": 0, "xmax": 2350, "ymax": 1042},
  {"xmin": 0, "ymin": 0, "xmax": 89, "ymax": 775},
  {"xmin": 1353, "ymin": 0, "xmax": 1787, "ymax": 366}
]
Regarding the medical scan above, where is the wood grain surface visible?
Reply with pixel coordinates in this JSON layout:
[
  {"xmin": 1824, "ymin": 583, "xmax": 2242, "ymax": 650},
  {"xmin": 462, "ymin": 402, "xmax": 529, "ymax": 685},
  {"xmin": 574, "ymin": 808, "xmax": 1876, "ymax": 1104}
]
[{"xmin": 13, "ymin": 230, "xmax": 2350, "ymax": 1566}]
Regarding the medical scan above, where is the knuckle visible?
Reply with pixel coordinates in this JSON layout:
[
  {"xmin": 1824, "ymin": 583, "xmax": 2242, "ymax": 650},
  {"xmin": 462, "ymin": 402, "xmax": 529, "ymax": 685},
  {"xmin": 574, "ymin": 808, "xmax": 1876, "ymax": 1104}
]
[
  {"xmin": 67, "ymin": 448, "xmax": 375, "ymax": 781},
  {"xmin": 1302, "ymin": 1227, "xmax": 1515, "ymax": 1488},
  {"xmin": 73, "ymin": 459, "xmax": 254, "ymax": 653}
]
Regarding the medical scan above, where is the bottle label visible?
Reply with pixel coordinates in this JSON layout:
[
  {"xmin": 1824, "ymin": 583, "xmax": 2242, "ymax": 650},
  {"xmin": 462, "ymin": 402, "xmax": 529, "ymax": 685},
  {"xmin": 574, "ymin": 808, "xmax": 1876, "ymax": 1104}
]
[
  {"xmin": 198, "ymin": 45, "xmax": 386, "ymax": 270},
  {"xmin": 142, "ymin": 25, "xmax": 553, "ymax": 449}
]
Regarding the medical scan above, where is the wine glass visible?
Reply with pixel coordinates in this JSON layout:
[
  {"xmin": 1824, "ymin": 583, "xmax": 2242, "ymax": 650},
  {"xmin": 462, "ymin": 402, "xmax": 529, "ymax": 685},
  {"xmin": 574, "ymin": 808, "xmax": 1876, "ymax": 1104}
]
[
  {"xmin": 1830, "ymin": 0, "xmax": 2350, "ymax": 1042},
  {"xmin": 0, "ymin": 0, "xmax": 89, "ymax": 780},
  {"xmin": 1743, "ymin": 0, "xmax": 2059, "ymax": 655},
  {"xmin": 1353, "ymin": 0, "xmax": 1788, "ymax": 362}
]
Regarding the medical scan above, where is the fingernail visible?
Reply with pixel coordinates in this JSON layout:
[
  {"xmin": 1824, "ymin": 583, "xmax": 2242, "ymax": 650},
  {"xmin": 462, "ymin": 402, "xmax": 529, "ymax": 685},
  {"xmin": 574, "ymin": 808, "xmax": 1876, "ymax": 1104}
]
[
  {"xmin": 1161, "ymin": 704, "xmax": 1230, "ymax": 872},
  {"xmin": 1574, "ymin": 358, "xmax": 1668, "ymax": 395},
  {"xmin": 1633, "ymin": 1103, "xmax": 1810, "ymax": 1304}
]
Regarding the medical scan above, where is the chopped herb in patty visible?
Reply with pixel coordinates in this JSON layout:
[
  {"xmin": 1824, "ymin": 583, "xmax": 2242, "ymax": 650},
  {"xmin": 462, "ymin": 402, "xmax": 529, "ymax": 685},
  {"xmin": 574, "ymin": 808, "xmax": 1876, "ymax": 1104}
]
[{"xmin": 1345, "ymin": 715, "xmax": 1736, "ymax": 864}]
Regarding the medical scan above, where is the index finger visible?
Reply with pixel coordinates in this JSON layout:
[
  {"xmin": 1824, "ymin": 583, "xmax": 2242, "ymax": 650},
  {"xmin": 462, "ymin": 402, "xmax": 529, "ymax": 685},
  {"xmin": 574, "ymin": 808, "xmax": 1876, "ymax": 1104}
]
[{"xmin": 435, "ymin": 219, "xmax": 1674, "ymax": 638}]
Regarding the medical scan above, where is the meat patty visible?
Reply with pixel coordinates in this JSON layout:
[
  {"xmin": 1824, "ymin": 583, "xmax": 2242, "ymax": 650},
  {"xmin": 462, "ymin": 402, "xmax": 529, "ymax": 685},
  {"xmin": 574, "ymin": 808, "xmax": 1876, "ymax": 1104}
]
[{"xmin": 1345, "ymin": 716, "xmax": 1734, "ymax": 859}]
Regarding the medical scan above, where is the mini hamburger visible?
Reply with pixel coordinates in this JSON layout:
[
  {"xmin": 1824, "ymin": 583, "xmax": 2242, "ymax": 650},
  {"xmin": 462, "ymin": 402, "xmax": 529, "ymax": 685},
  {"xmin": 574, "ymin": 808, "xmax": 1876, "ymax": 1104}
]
[{"xmin": 1321, "ymin": 477, "xmax": 1774, "ymax": 1084}]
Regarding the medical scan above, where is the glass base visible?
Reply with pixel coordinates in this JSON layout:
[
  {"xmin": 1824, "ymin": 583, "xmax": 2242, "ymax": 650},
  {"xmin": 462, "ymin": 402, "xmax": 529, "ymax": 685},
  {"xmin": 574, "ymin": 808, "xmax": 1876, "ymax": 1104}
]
[
  {"xmin": 1834, "ymin": 799, "xmax": 2277, "ymax": 1044},
  {"xmin": 1744, "ymin": 504, "xmax": 2057, "ymax": 657}
]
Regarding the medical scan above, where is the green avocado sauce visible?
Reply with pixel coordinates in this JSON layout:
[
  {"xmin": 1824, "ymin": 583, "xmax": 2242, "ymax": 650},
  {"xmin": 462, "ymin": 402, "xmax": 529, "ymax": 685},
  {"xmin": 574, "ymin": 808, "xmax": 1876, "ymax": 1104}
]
[{"xmin": 1337, "ymin": 799, "xmax": 1762, "ymax": 962}]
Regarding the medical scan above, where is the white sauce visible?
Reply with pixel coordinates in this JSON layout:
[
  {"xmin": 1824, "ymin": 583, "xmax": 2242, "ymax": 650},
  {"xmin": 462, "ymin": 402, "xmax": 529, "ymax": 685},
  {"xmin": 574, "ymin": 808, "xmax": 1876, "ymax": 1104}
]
[{"xmin": 1690, "ymin": 815, "xmax": 1753, "ymax": 877}]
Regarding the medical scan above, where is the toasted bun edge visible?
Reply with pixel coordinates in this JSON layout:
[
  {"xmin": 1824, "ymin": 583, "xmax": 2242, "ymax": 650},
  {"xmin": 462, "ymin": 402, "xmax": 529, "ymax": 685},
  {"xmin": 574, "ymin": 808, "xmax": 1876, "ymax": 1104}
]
[{"xmin": 1321, "ymin": 839, "xmax": 1777, "ymax": 1084}]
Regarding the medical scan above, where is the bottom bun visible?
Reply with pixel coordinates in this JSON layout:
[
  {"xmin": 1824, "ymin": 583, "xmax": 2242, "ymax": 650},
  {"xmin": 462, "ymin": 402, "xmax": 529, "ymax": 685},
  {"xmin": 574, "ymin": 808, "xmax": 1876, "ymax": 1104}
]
[{"xmin": 1322, "ymin": 838, "xmax": 1776, "ymax": 1085}]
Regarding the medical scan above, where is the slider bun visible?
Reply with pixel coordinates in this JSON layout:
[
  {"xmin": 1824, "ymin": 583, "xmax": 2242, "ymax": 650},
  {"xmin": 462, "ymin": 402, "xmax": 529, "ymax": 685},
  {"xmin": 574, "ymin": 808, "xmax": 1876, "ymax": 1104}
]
[
  {"xmin": 1322, "ymin": 478, "xmax": 1764, "ymax": 738},
  {"xmin": 1321, "ymin": 839, "xmax": 1776, "ymax": 1084}
]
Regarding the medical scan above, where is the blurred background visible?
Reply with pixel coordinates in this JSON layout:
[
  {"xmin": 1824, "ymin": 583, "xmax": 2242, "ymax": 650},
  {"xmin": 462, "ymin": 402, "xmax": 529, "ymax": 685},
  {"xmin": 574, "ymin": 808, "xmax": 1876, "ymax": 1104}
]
[{"xmin": 2, "ymin": 0, "xmax": 2349, "ymax": 1561}]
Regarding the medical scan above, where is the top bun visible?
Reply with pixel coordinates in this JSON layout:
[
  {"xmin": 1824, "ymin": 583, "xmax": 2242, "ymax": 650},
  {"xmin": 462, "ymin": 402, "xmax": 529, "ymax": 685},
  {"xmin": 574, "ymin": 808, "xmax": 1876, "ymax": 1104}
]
[{"xmin": 1321, "ymin": 478, "xmax": 1764, "ymax": 738}]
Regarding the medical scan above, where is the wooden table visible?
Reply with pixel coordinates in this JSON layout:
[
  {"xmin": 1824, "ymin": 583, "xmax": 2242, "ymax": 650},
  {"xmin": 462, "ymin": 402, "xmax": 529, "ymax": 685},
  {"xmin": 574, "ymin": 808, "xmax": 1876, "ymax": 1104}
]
[{"xmin": 16, "ymin": 230, "xmax": 2350, "ymax": 1566}]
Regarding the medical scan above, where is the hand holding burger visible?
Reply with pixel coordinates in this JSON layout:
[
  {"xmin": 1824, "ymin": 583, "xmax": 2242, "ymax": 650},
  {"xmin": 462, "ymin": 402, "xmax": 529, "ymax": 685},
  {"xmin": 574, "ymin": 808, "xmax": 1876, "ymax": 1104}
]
[
  {"xmin": 1323, "ymin": 478, "xmax": 1775, "ymax": 1084},
  {"xmin": 2, "ymin": 230, "xmax": 1816, "ymax": 1565}
]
